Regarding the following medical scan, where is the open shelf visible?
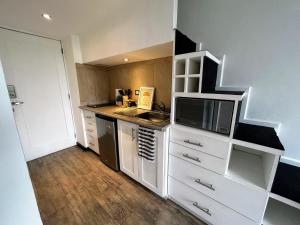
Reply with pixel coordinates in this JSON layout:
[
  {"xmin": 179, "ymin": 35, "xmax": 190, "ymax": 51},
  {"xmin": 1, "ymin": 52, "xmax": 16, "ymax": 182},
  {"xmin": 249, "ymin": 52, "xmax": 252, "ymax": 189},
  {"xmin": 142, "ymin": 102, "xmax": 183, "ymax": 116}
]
[
  {"xmin": 175, "ymin": 77, "xmax": 185, "ymax": 92},
  {"xmin": 187, "ymin": 77, "xmax": 200, "ymax": 93},
  {"xmin": 226, "ymin": 144, "xmax": 279, "ymax": 191},
  {"xmin": 263, "ymin": 198, "xmax": 300, "ymax": 225},
  {"xmin": 175, "ymin": 59, "xmax": 186, "ymax": 75},
  {"xmin": 188, "ymin": 57, "xmax": 201, "ymax": 74}
]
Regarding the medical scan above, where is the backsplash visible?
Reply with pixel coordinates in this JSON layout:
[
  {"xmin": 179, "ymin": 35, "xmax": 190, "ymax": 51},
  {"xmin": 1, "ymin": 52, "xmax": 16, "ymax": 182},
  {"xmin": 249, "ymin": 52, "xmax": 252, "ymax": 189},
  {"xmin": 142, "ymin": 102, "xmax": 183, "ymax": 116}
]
[
  {"xmin": 107, "ymin": 57, "xmax": 172, "ymax": 109},
  {"xmin": 76, "ymin": 63, "xmax": 110, "ymax": 105},
  {"xmin": 76, "ymin": 56, "xmax": 172, "ymax": 109}
]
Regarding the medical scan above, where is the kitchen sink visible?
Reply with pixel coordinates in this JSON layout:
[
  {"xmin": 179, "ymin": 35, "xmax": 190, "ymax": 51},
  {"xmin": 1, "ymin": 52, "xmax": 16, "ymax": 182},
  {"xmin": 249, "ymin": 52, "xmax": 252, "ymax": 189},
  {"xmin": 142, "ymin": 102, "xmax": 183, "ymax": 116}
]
[{"xmin": 136, "ymin": 111, "xmax": 169, "ymax": 123}]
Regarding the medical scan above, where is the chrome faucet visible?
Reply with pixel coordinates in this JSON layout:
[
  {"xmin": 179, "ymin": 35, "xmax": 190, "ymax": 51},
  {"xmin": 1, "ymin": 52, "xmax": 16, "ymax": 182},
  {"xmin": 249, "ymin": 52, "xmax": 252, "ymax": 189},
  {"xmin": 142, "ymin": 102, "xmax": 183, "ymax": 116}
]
[{"xmin": 153, "ymin": 102, "xmax": 166, "ymax": 112}]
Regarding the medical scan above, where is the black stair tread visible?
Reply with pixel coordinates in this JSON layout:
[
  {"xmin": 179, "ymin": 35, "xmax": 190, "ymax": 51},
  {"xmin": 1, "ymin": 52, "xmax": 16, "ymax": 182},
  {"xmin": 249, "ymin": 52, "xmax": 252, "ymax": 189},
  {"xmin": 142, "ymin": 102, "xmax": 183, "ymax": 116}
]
[
  {"xmin": 175, "ymin": 29, "xmax": 197, "ymax": 55},
  {"xmin": 272, "ymin": 162, "xmax": 300, "ymax": 204},
  {"xmin": 234, "ymin": 122, "xmax": 284, "ymax": 150}
]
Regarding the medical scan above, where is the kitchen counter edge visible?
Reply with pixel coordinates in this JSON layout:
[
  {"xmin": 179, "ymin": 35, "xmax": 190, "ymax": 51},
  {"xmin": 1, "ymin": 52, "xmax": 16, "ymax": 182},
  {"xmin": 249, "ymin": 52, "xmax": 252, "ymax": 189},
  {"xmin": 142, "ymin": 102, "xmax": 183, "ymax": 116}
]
[{"xmin": 79, "ymin": 105, "xmax": 170, "ymax": 131}]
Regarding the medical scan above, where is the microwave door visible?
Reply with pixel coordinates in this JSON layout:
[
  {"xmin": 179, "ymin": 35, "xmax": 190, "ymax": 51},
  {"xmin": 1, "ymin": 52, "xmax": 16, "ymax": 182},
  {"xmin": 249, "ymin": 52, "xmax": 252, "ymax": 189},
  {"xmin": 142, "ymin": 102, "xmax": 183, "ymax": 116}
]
[
  {"xmin": 213, "ymin": 101, "xmax": 234, "ymax": 135},
  {"xmin": 202, "ymin": 100, "xmax": 214, "ymax": 130}
]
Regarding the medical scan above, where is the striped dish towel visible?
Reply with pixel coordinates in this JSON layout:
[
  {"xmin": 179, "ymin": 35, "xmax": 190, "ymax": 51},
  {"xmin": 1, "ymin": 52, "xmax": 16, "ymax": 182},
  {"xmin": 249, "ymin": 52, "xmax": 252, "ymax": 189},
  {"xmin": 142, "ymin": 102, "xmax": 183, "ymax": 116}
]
[{"xmin": 138, "ymin": 126, "xmax": 156, "ymax": 162}]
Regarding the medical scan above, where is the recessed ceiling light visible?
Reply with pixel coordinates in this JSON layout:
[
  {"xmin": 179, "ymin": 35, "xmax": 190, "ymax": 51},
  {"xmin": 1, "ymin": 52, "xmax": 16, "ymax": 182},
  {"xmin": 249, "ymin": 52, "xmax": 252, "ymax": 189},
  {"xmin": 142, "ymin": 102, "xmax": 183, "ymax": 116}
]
[
  {"xmin": 42, "ymin": 13, "xmax": 52, "ymax": 21},
  {"xmin": 124, "ymin": 58, "xmax": 129, "ymax": 62}
]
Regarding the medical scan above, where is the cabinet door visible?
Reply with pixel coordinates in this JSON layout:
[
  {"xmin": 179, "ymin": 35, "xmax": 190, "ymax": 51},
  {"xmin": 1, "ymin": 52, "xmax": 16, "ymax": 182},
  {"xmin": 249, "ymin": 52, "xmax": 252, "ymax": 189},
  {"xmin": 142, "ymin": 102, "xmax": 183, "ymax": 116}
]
[
  {"xmin": 117, "ymin": 120, "xmax": 139, "ymax": 180},
  {"xmin": 138, "ymin": 130, "xmax": 168, "ymax": 197}
]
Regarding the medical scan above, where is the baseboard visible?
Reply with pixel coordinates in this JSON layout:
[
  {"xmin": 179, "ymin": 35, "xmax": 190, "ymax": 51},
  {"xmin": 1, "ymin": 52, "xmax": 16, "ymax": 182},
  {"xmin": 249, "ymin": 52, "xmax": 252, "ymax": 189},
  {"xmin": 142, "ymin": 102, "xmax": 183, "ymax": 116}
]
[{"xmin": 76, "ymin": 142, "xmax": 88, "ymax": 151}]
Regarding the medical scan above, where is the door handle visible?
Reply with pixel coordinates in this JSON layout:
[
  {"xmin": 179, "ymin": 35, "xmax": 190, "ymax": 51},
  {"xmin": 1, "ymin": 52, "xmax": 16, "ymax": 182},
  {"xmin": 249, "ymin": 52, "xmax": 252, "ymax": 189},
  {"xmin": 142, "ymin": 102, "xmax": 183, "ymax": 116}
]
[
  {"xmin": 182, "ymin": 153, "xmax": 201, "ymax": 163},
  {"xmin": 131, "ymin": 128, "xmax": 136, "ymax": 141},
  {"xmin": 184, "ymin": 139, "xmax": 203, "ymax": 147},
  {"xmin": 194, "ymin": 179, "xmax": 215, "ymax": 191},
  {"xmin": 11, "ymin": 101, "xmax": 24, "ymax": 106},
  {"xmin": 193, "ymin": 202, "xmax": 211, "ymax": 216}
]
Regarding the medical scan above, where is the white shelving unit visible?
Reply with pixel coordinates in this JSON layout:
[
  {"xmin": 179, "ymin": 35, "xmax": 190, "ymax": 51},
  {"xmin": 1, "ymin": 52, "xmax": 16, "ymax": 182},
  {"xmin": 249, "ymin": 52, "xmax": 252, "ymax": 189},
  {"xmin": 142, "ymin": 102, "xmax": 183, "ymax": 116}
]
[
  {"xmin": 169, "ymin": 44, "xmax": 292, "ymax": 225},
  {"xmin": 263, "ymin": 197, "xmax": 300, "ymax": 225},
  {"xmin": 226, "ymin": 144, "xmax": 281, "ymax": 191},
  {"xmin": 175, "ymin": 77, "xmax": 185, "ymax": 92},
  {"xmin": 173, "ymin": 51, "xmax": 220, "ymax": 95},
  {"xmin": 175, "ymin": 59, "xmax": 186, "ymax": 75}
]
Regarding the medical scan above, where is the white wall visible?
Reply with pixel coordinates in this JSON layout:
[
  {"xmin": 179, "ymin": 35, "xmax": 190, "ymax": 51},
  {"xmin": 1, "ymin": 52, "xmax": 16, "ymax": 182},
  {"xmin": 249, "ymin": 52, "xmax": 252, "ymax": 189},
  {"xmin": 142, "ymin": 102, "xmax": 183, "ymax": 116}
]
[
  {"xmin": 62, "ymin": 35, "xmax": 86, "ymax": 146},
  {"xmin": 0, "ymin": 60, "xmax": 42, "ymax": 225},
  {"xmin": 177, "ymin": 0, "xmax": 300, "ymax": 160},
  {"xmin": 78, "ymin": 0, "xmax": 174, "ymax": 63}
]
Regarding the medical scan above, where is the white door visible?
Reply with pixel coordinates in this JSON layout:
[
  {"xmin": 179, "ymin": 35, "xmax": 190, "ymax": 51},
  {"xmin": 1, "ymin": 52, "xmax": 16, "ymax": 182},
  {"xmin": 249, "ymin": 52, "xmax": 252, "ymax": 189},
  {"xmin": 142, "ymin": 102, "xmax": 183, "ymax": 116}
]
[
  {"xmin": 0, "ymin": 28, "xmax": 75, "ymax": 161},
  {"xmin": 117, "ymin": 120, "xmax": 139, "ymax": 180}
]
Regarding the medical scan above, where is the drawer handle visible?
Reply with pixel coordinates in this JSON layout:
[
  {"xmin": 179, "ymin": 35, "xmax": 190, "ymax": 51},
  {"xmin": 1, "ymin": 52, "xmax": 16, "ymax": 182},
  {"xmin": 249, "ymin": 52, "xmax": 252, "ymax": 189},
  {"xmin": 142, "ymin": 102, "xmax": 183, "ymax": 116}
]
[
  {"xmin": 85, "ymin": 116, "xmax": 92, "ymax": 119},
  {"xmin": 184, "ymin": 139, "xmax": 203, "ymax": 147},
  {"xmin": 87, "ymin": 129, "xmax": 94, "ymax": 132},
  {"xmin": 89, "ymin": 142, "xmax": 95, "ymax": 146},
  {"xmin": 193, "ymin": 202, "xmax": 211, "ymax": 216},
  {"xmin": 194, "ymin": 179, "xmax": 215, "ymax": 191},
  {"xmin": 182, "ymin": 153, "xmax": 201, "ymax": 163}
]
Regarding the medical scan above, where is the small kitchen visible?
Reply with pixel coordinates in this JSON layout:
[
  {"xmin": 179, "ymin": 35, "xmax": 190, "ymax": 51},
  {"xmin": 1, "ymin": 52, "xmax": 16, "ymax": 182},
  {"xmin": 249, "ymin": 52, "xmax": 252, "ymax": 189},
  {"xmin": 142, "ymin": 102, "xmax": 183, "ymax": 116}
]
[
  {"xmin": 1, "ymin": 1, "xmax": 300, "ymax": 225},
  {"xmin": 77, "ymin": 56, "xmax": 172, "ymax": 197}
]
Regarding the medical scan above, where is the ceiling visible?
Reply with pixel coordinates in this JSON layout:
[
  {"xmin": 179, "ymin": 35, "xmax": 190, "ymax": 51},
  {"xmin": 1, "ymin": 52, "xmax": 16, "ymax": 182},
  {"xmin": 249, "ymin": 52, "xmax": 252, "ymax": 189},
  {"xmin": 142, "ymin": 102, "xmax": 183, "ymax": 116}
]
[
  {"xmin": 89, "ymin": 42, "xmax": 173, "ymax": 66},
  {"xmin": 0, "ymin": 0, "xmax": 138, "ymax": 39},
  {"xmin": 0, "ymin": 0, "xmax": 173, "ymax": 66}
]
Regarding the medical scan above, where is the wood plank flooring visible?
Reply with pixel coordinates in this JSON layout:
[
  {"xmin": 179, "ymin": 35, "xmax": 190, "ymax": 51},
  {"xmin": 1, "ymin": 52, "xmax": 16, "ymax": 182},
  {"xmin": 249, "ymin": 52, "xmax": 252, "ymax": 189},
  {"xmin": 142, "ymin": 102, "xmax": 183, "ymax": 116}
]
[{"xmin": 28, "ymin": 146, "xmax": 206, "ymax": 225}]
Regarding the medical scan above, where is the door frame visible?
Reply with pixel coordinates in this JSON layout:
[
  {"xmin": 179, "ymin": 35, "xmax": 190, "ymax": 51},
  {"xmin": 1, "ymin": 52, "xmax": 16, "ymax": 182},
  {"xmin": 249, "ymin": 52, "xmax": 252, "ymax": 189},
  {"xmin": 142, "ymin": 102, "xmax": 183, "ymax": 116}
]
[{"xmin": 0, "ymin": 27, "xmax": 77, "ymax": 159}]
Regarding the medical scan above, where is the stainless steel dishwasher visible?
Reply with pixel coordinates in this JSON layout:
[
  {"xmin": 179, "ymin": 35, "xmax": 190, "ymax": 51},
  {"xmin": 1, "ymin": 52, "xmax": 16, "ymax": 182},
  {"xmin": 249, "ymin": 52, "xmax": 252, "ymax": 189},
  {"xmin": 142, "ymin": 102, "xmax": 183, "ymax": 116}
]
[{"xmin": 96, "ymin": 114, "xmax": 119, "ymax": 171}]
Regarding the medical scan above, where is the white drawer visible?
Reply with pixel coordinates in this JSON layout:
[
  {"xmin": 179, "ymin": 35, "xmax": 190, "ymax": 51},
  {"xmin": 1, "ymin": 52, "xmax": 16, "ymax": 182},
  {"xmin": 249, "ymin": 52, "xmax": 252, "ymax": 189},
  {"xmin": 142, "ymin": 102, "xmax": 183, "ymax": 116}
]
[
  {"xmin": 83, "ymin": 110, "xmax": 95, "ymax": 118},
  {"xmin": 169, "ymin": 155, "xmax": 268, "ymax": 223},
  {"xmin": 87, "ymin": 137, "xmax": 99, "ymax": 154},
  {"xmin": 87, "ymin": 132, "xmax": 97, "ymax": 141},
  {"xmin": 86, "ymin": 125, "xmax": 97, "ymax": 135},
  {"xmin": 85, "ymin": 118, "xmax": 96, "ymax": 127},
  {"xmin": 168, "ymin": 177, "xmax": 257, "ymax": 225},
  {"xmin": 169, "ymin": 142, "xmax": 226, "ymax": 174},
  {"xmin": 83, "ymin": 111, "xmax": 96, "ymax": 123},
  {"xmin": 170, "ymin": 127, "xmax": 229, "ymax": 159}
]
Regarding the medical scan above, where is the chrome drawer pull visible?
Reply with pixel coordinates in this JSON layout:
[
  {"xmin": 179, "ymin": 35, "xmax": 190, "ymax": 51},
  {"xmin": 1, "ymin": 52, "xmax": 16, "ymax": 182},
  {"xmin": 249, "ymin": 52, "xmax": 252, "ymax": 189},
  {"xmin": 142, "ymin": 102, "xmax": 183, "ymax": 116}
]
[
  {"xmin": 194, "ymin": 179, "xmax": 215, "ymax": 191},
  {"xmin": 193, "ymin": 202, "xmax": 211, "ymax": 216},
  {"xmin": 87, "ymin": 129, "xmax": 94, "ymax": 132},
  {"xmin": 184, "ymin": 139, "xmax": 203, "ymax": 147},
  {"xmin": 85, "ymin": 116, "xmax": 92, "ymax": 119},
  {"xmin": 182, "ymin": 153, "xmax": 201, "ymax": 163}
]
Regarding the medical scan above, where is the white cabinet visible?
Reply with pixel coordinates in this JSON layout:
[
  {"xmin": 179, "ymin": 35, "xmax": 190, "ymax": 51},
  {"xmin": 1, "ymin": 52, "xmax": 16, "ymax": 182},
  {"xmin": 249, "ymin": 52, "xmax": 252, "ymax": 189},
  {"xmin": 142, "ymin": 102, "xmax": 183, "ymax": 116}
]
[
  {"xmin": 117, "ymin": 120, "xmax": 139, "ymax": 181},
  {"xmin": 82, "ymin": 110, "xmax": 99, "ymax": 154},
  {"xmin": 168, "ymin": 177, "xmax": 257, "ymax": 225},
  {"xmin": 170, "ymin": 126, "xmax": 230, "ymax": 159},
  {"xmin": 169, "ymin": 155, "xmax": 268, "ymax": 223},
  {"xmin": 117, "ymin": 120, "xmax": 169, "ymax": 197}
]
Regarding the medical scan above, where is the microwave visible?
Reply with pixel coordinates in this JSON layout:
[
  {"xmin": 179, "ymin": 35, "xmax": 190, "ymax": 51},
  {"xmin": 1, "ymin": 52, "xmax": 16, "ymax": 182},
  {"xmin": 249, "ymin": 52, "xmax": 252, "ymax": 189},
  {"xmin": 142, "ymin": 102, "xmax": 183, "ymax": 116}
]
[{"xmin": 175, "ymin": 97, "xmax": 235, "ymax": 136}]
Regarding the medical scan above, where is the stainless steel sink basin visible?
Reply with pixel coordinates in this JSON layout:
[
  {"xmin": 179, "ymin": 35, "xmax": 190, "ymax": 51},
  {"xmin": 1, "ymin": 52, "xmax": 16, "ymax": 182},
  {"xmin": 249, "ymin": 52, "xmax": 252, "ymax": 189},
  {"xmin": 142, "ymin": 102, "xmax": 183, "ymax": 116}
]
[
  {"xmin": 135, "ymin": 111, "xmax": 169, "ymax": 123},
  {"xmin": 114, "ymin": 109, "xmax": 140, "ymax": 117}
]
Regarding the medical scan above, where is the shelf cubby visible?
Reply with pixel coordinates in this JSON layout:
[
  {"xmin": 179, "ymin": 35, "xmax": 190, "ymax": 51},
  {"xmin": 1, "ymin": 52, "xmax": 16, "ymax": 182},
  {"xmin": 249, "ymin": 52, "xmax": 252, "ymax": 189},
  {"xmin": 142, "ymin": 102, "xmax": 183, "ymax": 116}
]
[
  {"xmin": 187, "ymin": 77, "xmax": 200, "ymax": 93},
  {"xmin": 175, "ymin": 78, "xmax": 185, "ymax": 92},
  {"xmin": 226, "ymin": 144, "xmax": 279, "ymax": 191},
  {"xmin": 188, "ymin": 57, "xmax": 201, "ymax": 74},
  {"xmin": 175, "ymin": 59, "xmax": 186, "ymax": 75},
  {"xmin": 263, "ymin": 197, "xmax": 300, "ymax": 225}
]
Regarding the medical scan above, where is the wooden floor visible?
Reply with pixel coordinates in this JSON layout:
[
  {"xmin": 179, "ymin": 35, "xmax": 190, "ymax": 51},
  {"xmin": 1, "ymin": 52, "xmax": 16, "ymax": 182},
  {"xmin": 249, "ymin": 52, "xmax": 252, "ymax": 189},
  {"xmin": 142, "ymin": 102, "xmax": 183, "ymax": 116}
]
[{"xmin": 28, "ymin": 146, "xmax": 206, "ymax": 225}]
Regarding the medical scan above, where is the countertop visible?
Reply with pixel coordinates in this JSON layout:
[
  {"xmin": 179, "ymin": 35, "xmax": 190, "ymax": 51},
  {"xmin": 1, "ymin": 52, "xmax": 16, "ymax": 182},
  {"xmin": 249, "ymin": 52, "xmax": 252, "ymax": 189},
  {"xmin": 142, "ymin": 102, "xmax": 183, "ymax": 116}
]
[{"xmin": 79, "ymin": 105, "xmax": 170, "ymax": 131}]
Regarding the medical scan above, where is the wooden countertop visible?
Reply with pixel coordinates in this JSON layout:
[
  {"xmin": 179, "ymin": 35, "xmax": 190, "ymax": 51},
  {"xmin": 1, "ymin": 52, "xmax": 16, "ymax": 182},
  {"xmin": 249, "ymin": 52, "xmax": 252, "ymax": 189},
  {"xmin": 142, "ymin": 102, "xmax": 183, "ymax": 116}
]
[{"xmin": 79, "ymin": 105, "xmax": 170, "ymax": 131}]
